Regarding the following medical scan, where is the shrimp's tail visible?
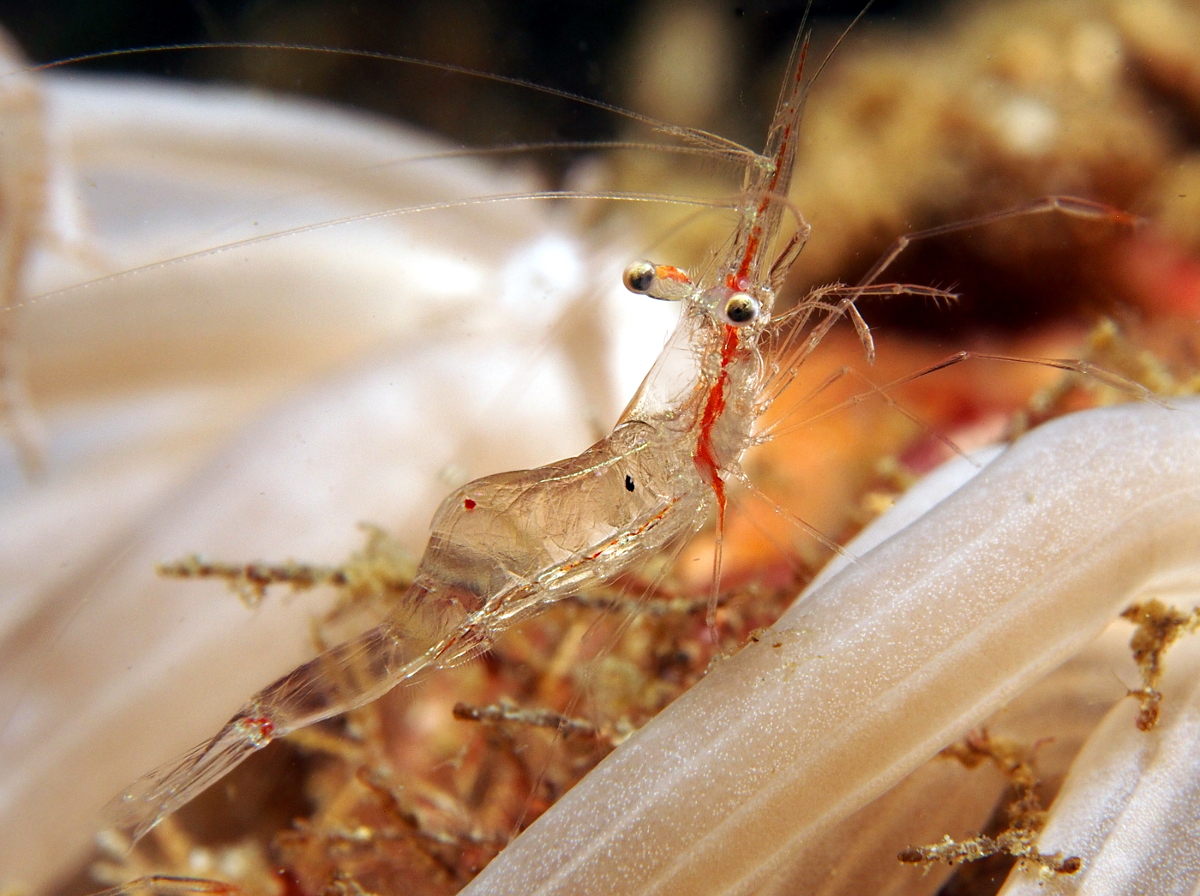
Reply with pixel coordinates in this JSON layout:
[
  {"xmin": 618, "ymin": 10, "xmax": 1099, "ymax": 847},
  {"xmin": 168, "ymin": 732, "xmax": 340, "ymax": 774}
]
[{"xmin": 107, "ymin": 580, "xmax": 474, "ymax": 843}]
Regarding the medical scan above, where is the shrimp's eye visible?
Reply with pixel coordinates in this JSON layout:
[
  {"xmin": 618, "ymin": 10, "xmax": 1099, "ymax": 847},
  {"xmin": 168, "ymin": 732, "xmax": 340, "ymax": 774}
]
[
  {"xmin": 623, "ymin": 261, "xmax": 691, "ymax": 300},
  {"xmin": 724, "ymin": 292, "xmax": 760, "ymax": 326},
  {"xmin": 623, "ymin": 261, "xmax": 657, "ymax": 294}
]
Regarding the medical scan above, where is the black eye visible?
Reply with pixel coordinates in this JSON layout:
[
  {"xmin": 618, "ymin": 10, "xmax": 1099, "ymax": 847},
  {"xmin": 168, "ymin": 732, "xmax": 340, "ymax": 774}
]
[
  {"xmin": 724, "ymin": 292, "xmax": 759, "ymax": 325},
  {"xmin": 623, "ymin": 261, "xmax": 656, "ymax": 294}
]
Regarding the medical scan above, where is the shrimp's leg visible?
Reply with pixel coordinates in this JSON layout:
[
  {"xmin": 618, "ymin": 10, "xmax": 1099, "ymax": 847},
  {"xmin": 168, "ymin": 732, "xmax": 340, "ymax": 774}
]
[
  {"xmin": 729, "ymin": 466, "xmax": 855, "ymax": 559},
  {"xmin": 759, "ymin": 348, "xmax": 1164, "ymax": 448},
  {"xmin": 109, "ymin": 581, "xmax": 474, "ymax": 843},
  {"xmin": 765, "ymin": 282, "xmax": 958, "ymax": 406},
  {"xmin": 739, "ymin": 348, "xmax": 1166, "ymax": 579},
  {"xmin": 856, "ymin": 196, "xmax": 1140, "ymax": 294},
  {"xmin": 745, "ymin": 341, "xmax": 1169, "ymax": 575},
  {"xmin": 757, "ymin": 361, "xmax": 966, "ymax": 457},
  {"xmin": 841, "ymin": 196, "xmax": 1141, "ymax": 363}
]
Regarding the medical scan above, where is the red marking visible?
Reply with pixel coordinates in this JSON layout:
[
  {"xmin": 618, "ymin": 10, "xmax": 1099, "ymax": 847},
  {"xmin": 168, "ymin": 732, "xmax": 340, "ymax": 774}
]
[
  {"xmin": 693, "ymin": 326, "xmax": 739, "ymax": 521},
  {"xmin": 796, "ymin": 38, "xmax": 810, "ymax": 84},
  {"xmin": 731, "ymin": 38, "xmax": 806, "ymax": 284},
  {"xmin": 1116, "ymin": 233, "xmax": 1200, "ymax": 316},
  {"xmin": 734, "ymin": 120, "xmax": 793, "ymax": 284},
  {"xmin": 555, "ymin": 499, "xmax": 680, "ymax": 576},
  {"xmin": 732, "ymin": 233, "xmax": 760, "ymax": 286},
  {"xmin": 464, "ymin": 498, "xmax": 477, "ymax": 510},
  {"xmin": 241, "ymin": 716, "xmax": 274, "ymax": 741},
  {"xmin": 655, "ymin": 264, "xmax": 691, "ymax": 283}
]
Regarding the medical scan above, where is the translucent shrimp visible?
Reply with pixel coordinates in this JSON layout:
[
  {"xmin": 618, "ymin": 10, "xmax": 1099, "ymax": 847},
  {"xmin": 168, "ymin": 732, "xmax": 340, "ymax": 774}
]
[{"xmin": 107, "ymin": 29, "xmax": 827, "ymax": 842}]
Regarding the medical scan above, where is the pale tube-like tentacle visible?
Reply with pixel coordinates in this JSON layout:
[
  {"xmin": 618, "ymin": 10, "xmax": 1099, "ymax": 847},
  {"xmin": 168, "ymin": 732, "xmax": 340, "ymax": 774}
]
[
  {"xmin": 461, "ymin": 399, "xmax": 1200, "ymax": 896},
  {"xmin": 755, "ymin": 753, "xmax": 1006, "ymax": 896},
  {"xmin": 998, "ymin": 629, "xmax": 1200, "ymax": 895},
  {"xmin": 757, "ymin": 619, "xmax": 1145, "ymax": 896}
]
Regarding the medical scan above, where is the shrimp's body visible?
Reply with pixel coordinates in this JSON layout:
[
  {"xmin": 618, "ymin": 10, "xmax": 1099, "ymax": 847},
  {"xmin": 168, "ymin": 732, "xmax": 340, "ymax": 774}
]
[{"xmin": 111, "ymin": 34, "xmax": 814, "ymax": 842}]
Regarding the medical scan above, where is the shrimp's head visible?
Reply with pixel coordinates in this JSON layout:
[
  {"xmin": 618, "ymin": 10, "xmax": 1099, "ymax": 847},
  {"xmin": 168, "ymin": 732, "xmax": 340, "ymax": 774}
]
[
  {"xmin": 617, "ymin": 258, "xmax": 772, "ymax": 438},
  {"xmin": 622, "ymin": 259, "xmax": 772, "ymax": 334}
]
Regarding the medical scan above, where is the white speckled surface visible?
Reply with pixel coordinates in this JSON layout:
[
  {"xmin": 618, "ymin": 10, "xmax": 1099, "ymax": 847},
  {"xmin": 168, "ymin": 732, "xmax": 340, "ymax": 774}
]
[{"xmin": 465, "ymin": 399, "xmax": 1200, "ymax": 896}]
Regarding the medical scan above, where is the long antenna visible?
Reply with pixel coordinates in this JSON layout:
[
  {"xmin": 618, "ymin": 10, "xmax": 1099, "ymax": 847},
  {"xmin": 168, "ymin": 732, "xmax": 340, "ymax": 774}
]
[{"xmin": 795, "ymin": 0, "xmax": 877, "ymax": 124}]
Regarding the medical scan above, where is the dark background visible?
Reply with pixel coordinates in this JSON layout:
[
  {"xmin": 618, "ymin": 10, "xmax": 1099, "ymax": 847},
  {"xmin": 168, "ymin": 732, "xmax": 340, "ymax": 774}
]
[{"xmin": 0, "ymin": 1, "xmax": 942, "ymax": 150}]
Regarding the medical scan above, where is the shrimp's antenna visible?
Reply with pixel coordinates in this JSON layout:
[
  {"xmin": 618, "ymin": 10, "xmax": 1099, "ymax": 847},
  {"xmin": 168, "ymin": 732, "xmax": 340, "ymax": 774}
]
[
  {"xmin": 770, "ymin": 1, "xmax": 878, "ymax": 198},
  {"xmin": 796, "ymin": 0, "xmax": 877, "ymax": 117},
  {"xmin": 23, "ymin": 190, "xmax": 735, "ymax": 310},
  {"xmin": 759, "ymin": 0, "xmax": 876, "ymax": 288},
  {"xmin": 28, "ymin": 43, "xmax": 756, "ymax": 163},
  {"xmin": 765, "ymin": 0, "xmax": 877, "ymax": 164}
]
